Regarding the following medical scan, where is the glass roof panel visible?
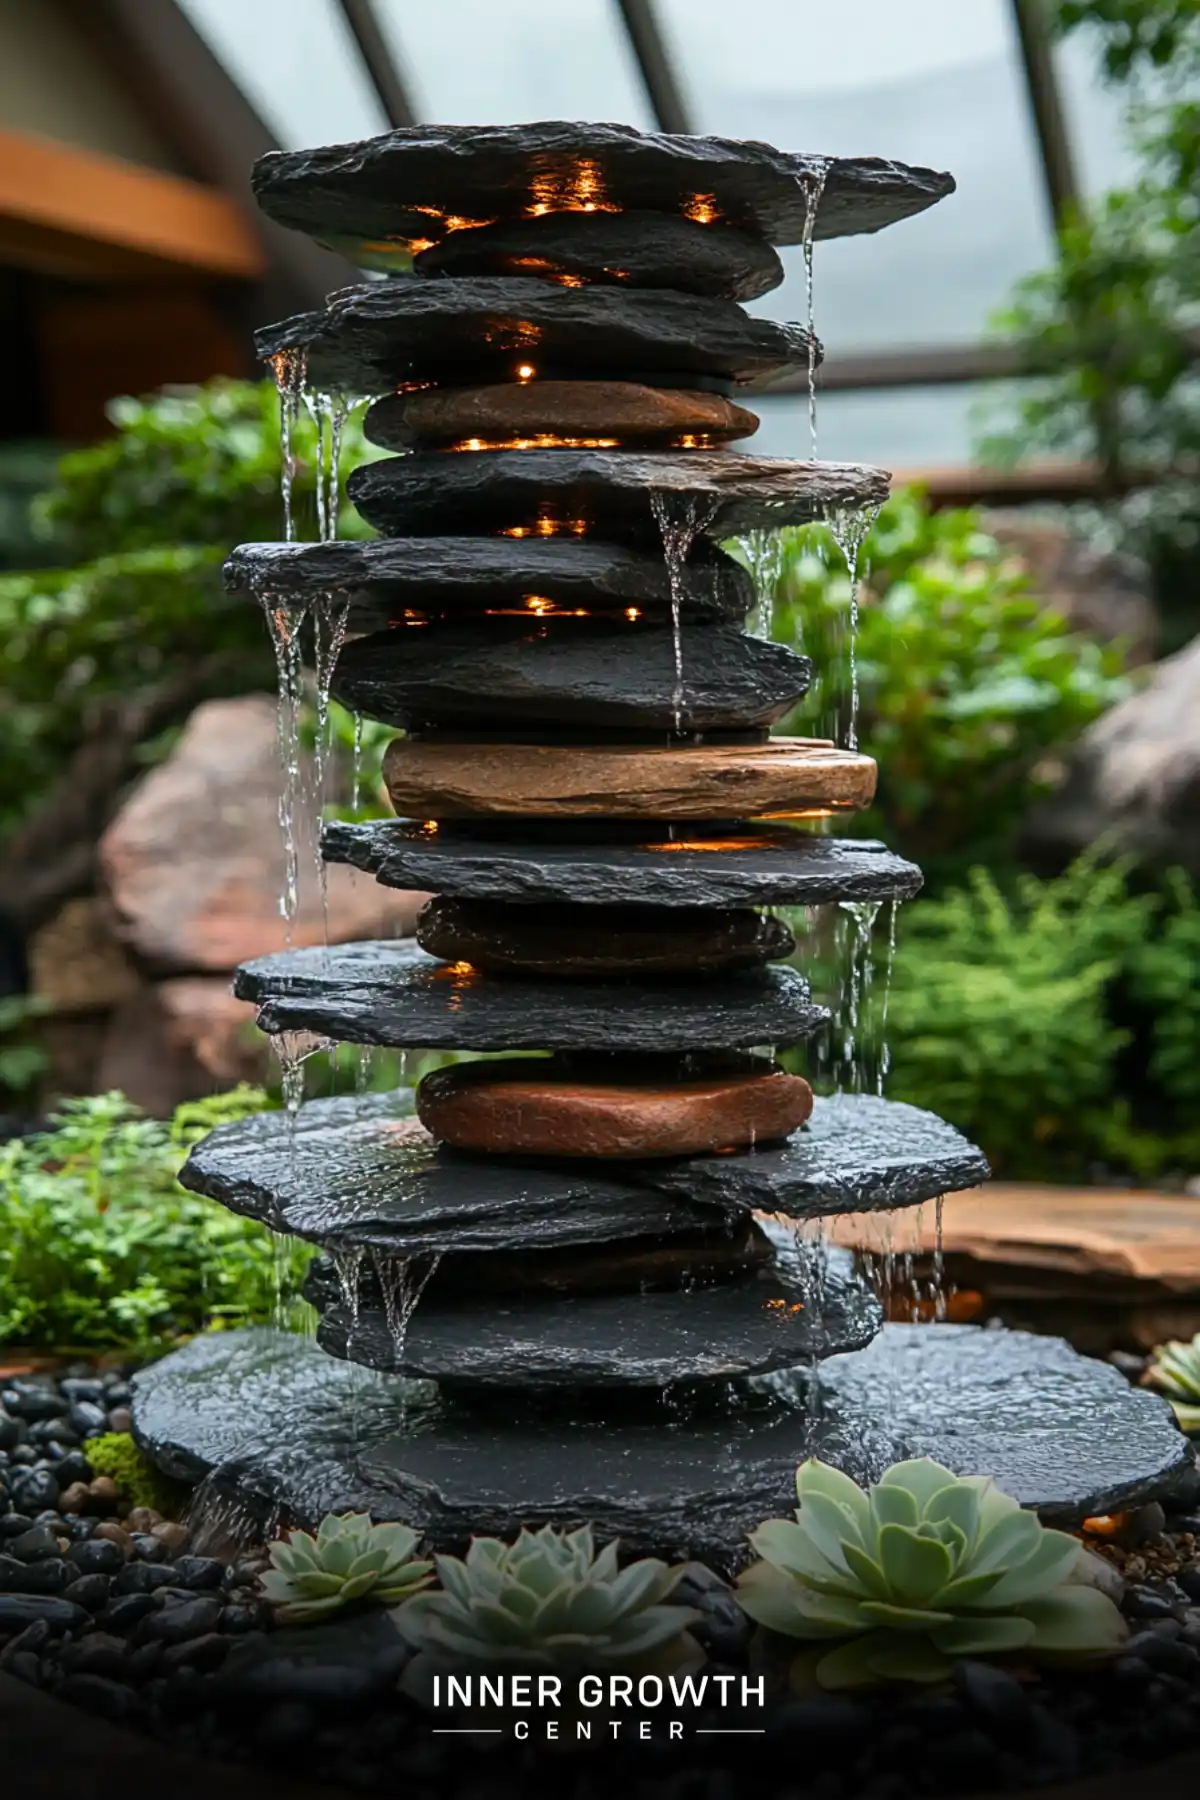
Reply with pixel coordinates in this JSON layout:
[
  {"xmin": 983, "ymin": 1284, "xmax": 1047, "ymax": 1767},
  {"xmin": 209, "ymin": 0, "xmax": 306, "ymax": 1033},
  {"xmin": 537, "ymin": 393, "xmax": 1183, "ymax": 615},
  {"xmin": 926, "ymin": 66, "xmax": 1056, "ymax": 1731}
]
[
  {"xmin": 376, "ymin": 0, "xmax": 656, "ymax": 130},
  {"xmin": 177, "ymin": 0, "xmax": 388, "ymax": 150},
  {"xmin": 1054, "ymin": 26, "xmax": 1144, "ymax": 198},
  {"xmin": 657, "ymin": 0, "xmax": 1055, "ymax": 353}
]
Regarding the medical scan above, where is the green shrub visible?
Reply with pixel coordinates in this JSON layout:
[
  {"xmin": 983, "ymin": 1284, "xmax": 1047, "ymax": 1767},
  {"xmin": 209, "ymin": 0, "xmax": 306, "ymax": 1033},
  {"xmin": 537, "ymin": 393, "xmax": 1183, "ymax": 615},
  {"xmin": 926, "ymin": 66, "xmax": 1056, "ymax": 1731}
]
[
  {"xmin": 85, "ymin": 1432, "xmax": 188, "ymax": 1516},
  {"xmin": 0, "ymin": 1087, "xmax": 313, "ymax": 1352},
  {"xmin": 879, "ymin": 854, "xmax": 1200, "ymax": 1179},
  {"xmin": 734, "ymin": 490, "xmax": 1130, "ymax": 885}
]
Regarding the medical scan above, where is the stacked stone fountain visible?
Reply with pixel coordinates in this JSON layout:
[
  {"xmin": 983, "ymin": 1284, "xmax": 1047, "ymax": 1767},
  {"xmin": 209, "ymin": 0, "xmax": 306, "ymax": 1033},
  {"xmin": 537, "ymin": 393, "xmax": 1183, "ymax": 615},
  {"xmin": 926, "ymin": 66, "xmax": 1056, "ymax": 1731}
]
[{"xmin": 134, "ymin": 123, "xmax": 1190, "ymax": 1560}]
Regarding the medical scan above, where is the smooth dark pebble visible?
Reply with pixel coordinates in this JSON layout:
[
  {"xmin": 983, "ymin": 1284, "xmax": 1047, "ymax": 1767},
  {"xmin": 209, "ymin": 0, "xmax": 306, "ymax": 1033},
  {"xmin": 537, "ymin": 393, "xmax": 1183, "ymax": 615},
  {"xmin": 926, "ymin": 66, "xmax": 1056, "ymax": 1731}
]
[
  {"xmin": 60, "ymin": 1633, "xmax": 131, "ymax": 1679},
  {"xmin": 0, "ymin": 1557, "xmax": 69, "ymax": 1595},
  {"xmin": 129, "ymin": 1533, "xmax": 167, "ymax": 1563},
  {"xmin": 254, "ymin": 1699, "xmax": 316, "ymax": 1754},
  {"xmin": 1124, "ymin": 1584, "xmax": 1180, "ymax": 1622},
  {"xmin": 107, "ymin": 1407, "xmax": 134, "ymax": 1434},
  {"xmin": 0, "ymin": 1415, "xmax": 24, "ymax": 1452},
  {"xmin": 68, "ymin": 1537, "xmax": 126, "ymax": 1576},
  {"xmin": 1125, "ymin": 1630, "xmax": 1199, "ymax": 1675},
  {"xmin": 9, "ymin": 1470, "xmax": 59, "ymax": 1511},
  {"xmin": 101, "ymin": 1592, "xmax": 157, "ymax": 1631},
  {"xmin": 9, "ymin": 1526, "xmax": 61, "ymax": 1563},
  {"xmin": 172, "ymin": 1555, "xmax": 225, "ymax": 1590},
  {"xmin": 0, "ymin": 1515, "xmax": 34, "ymax": 1540},
  {"xmin": 126, "ymin": 1642, "xmax": 162, "ymax": 1682},
  {"xmin": 52, "ymin": 1452, "xmax": 93, "ymax": 1487},
  {"xmin": 219, "ymin": 1604, "xmax": 265, "ymax": 1634},
  {"xmin": 67, "ymin": 1401, "xmax": 108, "ymax": 1436},
  {"xmin": 28, "ymin": 1420, "xmax": 79, "ymax": 1448},
  {"xmin": 162, "ymin": 1631, "xmax": 231, "ymax": 1673},
  {"xmin": 1, "ymin": 1388, "xmax": 62, "ymax": 1424},
  {"xmin": 143, "ymin": 1595, "xmax": 223, "ymax": 1643},
  {"xmin": 59, "ymin": 1673, "xmax": 142, "ymax": 1724},
  {"xmin": 114, "ymin": 1560, "xmax": 179, "ymax": 1595},
  {"xmin": 60, "ymin": 1574, "xmax": 112, "ymax": 1611},
  {"xmin": 5, "ymin": 1650, "xmax": 40, "ymax": 1685}
]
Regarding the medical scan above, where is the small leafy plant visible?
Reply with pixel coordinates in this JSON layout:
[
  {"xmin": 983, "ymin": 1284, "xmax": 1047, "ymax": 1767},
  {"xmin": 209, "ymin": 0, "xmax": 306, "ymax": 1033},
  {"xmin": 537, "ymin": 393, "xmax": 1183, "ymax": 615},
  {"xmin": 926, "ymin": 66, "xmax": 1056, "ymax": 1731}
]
[
  {"xmin": 1144, "ymin": 1334, "xmax": 1200, "ymax": 1432},
  {"xmin": 261, "ymin": 1514, "xmax": 433, "ymax": 1624},
  {"xmin": 0, "ymin": 1087, "xmax": 312, "ymax": 1352},
  {"xmin": 394, "ymin": 1524, "xmax": 703, "ymax": 1685},
  {"xmin": 736, "ymin": 1457, "xmax": 1127, "ymax": 1690}
]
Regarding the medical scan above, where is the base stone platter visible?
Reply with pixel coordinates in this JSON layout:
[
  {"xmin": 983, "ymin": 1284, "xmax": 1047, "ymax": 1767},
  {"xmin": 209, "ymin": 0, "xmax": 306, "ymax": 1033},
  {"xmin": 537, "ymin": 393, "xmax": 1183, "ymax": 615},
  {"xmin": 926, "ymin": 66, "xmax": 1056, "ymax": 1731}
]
[{"xmin": 133, "ymin": 1323, "xmax": 1194, "ymax": 1568}]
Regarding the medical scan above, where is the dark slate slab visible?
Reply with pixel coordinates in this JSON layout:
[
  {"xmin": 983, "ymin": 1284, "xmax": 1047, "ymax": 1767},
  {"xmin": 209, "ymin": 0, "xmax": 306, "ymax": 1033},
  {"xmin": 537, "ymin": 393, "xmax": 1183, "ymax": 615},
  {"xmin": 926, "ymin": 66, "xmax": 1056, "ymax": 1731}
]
[
  {"xmin": 307, "ymin": 1224, "xmax": 880, "ymax": 1389},
  {"xmin": 628, "ymin": 1092, "xmax": 991, "ymax": 1221},
  {"xmin": 347, "ymin": 447, "xmax": 888, "ymax": 543},
  {"xmin": 251, "ymin": 122, "xmax": 954, "ymax": 254},
  {"xmin": 132, "ymin": 1324, "xmax": 1193, "ymax": 1566},
  {"xmin": 414, "ymin": 211, "xmax": 785, "ymax": 300},
  {"xmin": 233, "ymin": 938, "xmax": 828, "ymax": 1051},
  {"xmin": 323, "ymin": 819, "xmax": 924, "ymax": 908},
  {"xmin": 222, "ymin": 536, "xmax": 753, "ymax": 625},
  {"xmin": 332, "ymin": 620, "xmax": 811, "ymax": 733},
  {"xmin": 178, "ymin": 1089, "xmax": 719, "ymax": 1257},
  {"xmin": 257, "ymin": 280, "xmax": 815, "ymax": 396}
]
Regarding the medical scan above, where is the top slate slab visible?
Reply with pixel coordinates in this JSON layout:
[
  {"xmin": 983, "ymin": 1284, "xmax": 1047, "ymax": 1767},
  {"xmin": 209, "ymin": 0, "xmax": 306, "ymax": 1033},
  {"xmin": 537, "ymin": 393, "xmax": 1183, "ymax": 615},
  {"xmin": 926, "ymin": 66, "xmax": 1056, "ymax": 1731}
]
[{"xmin": 251, "ymin": 122, "xmax": 954, "ymax": 256}]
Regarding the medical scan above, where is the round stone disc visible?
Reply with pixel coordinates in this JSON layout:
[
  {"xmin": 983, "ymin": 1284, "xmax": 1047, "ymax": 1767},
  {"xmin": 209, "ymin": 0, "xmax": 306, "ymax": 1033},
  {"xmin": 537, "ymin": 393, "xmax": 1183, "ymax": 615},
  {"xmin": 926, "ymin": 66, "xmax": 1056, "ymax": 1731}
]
[
  {"xmin": 307, "ymin": 1221, "xmax": 875, "ymax": 1390},
  {"xmin": 233, "ymin": 938, "xmax": 828, "ymax": 1052},
  {"xmin": 178, "ymin": 1090, "xmax": 719, "ymax": 1258},
  {"xmin": 382, "ymin": 736, "xmax": 876, "ymax": 821},
  {"xmin": 415, "ymin": 897, "xmax": 795, "ymax": 977},
  {"xmin": 222, "ymin": 536, "xmax": 753, "ymax": 628},
  {"xmin": 413, "ymin": 211, "xmax": 785, "ymax": 300},
  {"xmin": 347, "ymin": 447, "xmax": 888, "ymax": 543},
  {"xmin": 416, "ymin": 1057, "xmax": 814, "ymax": 1160},
  {"xmin": 132, "ymin": 1324, "xmax": 1193, "ymax": 1562},
  {"xmin": 332, "ymin": 619, "xmax": 810, "ymax": 734},
  {"xmin": 323, "ymin": 818, "xmax": 924, "ymax": 908},
  {"xmin": 250, "ymin": 122, "xmax": 954, "ymax": 255},
  {"xmin": 378, "ymin": 380, "xmax": 760, "ymax": 450},
  {"xmin": 257, "ymin": 280, "xmax": 814, "ymax": 396}
]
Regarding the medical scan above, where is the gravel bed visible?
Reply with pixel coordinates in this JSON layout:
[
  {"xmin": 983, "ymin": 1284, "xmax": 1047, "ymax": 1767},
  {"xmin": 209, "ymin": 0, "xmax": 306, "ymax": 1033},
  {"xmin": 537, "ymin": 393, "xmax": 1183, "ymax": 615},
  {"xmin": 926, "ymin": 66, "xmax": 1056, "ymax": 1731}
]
[{"xmin": 4, "ymin": 1359, "xmax": 1200, "ymax": 1799}]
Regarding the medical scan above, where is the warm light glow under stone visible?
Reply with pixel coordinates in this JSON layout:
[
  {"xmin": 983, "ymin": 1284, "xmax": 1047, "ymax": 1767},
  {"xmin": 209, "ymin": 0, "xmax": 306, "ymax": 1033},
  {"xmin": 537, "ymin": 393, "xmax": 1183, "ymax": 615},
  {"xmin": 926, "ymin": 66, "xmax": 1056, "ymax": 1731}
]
[
  {"xmin": 1081, "ymin": 1514, "xmax": 1133, "ymax": 1540},
  {"xmin": 684, "ymin": 194, "xmax": 722, "ymax": 225},
  {"xmin": 446, "ymin": 435, "xmax": 620, "ymax": 452},
  {"xmin": 516, "ymin": 363, "xmax": 536, "ymax": 381}
]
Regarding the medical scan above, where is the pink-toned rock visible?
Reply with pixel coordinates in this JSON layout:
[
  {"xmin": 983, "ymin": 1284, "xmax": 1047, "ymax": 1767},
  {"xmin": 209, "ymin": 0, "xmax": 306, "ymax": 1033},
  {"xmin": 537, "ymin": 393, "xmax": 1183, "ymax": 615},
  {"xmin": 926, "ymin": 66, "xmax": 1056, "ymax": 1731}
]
[
  {"xmin": 99, "ymin": 695, "xmax": 425, "ymax": 972},
  {"xmin": 157, "ymin": 978, "xmax": 265, "ymax": 1086}
]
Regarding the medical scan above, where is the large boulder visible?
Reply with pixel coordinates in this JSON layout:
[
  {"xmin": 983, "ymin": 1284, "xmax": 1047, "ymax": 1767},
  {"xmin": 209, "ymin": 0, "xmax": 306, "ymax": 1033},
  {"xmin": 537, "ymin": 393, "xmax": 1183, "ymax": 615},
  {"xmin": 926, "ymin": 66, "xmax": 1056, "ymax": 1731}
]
[
  {"xmin": 1023, "ymin": 635, "xmax": 1200, "ymax": 874},
  {"xmin": 99, "ymin": 695, "xmax": 423, "ymax": 973},
  {"xmin": 984, "ymin": 514, "xmax": 1158, "ymax": 665}
]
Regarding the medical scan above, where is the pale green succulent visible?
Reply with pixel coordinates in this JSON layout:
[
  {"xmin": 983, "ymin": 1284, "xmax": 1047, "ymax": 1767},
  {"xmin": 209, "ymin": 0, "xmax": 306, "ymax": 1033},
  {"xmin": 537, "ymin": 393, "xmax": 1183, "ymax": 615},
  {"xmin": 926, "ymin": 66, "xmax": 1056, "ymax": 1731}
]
[
  {"xmin": 394, "ymin": 1524, "xmax": 703, "ymax": 1683},
  {"xmin": 736, "ymin": 1457, "xmax": 1127, "ymax": 1689},
  {"xmin": 1145, "ymin": 1335, "xmax": 1200, "ymax": 1432},
  {"xmin": 260, "ymin": 1512, "xmax": 433, "ymax": 1624}
]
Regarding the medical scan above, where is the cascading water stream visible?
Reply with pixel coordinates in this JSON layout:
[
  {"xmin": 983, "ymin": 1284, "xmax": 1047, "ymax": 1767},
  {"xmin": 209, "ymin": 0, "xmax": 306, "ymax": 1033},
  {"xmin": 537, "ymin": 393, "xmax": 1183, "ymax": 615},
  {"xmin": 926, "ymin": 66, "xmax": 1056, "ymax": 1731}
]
[
  {"xmin": 268, "ymin": 348, "xmax": 308, "ymax": 543},
  {"xmin": 370, "ymin": 1250, "xmax": 443, "ymax": 1365},
  {"xmin": 259, "ymin": 594, "xmax": 312, "ymax": 944},
  {"xmin": 649, "ymin": 491, "xmax": 720, "ymax": 730},
  {"xmin": 800, "ymin": 158, "xmax": 831, "ymax": 461},
  {"xmin": 310, "ymin": 591, "xmax": 352, "ymax": 934},
  {"xmin": 825, "ymin": 501, "xmax": 881, "ymax": 752}
]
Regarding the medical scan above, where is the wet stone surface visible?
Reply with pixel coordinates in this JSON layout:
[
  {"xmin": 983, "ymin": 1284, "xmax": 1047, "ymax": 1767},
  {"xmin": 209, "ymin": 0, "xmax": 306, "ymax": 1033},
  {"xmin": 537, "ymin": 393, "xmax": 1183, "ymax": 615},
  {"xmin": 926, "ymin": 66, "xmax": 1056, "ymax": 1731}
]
[
  {"xmin": 307, "ymin": 1226, "xmax": 880, "ymax": 1390},
  {"xmin": 131, "ymin": 1323, "xmax": 1194, "ymax": 1562},
  {"xmin": 232, "ymin": 938, "xmax": 829, "ymax": 1052},
  {"xmin": 178, "ymin": 1090, "xmax": 720, "ymax": 1258},
  {"xmin": 222, "ymin": 535, "xmax": 755, "ymax": 626},
  {"xmin": 332, "ymin": 618, "xmax": 811, "ymax": 734},
  {"xmin": 323, "ymin": 820, "xmax": 925, "ymax": 908},
  {"xmin": 414, "ymin": 896, "xmax": 796, "ymax": 977},
  {"xmin": 413, "ymin": 210, "xmax": 785, "ymax": 298},
  {"xmin": 628, "ymin": 1091, "xmax": 992, "ymax": 1221},
  {"xmin": 258, "ymin": 279, "xmax": 816, "ymax": 396},
  {"xmin": 347, "ymin": 445, "xmax": 889, "ymax": 543},
  {"xmin": 250, "ymin": 122, "xmax": 955, "ymax": 253}
]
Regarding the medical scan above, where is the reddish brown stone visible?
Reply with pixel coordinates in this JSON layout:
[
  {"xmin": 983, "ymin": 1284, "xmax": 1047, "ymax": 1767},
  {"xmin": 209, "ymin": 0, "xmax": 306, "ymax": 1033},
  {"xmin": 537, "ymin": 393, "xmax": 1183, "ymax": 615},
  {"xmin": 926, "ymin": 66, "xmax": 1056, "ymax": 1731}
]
[
  {"xmin": 99, "ymin": 695, "xmax": 425, "ymax": 973},
  {"xmin": 416, "ymin": 1057, "xmax": 813, "ymax": 1159},
  {"xmin": 384, "ymin": 735, "xmax": 877, "ymax": 821},
  {"xmin": 416, "ymin": 896, "xmax": 794, "ymax": 977},
  {"xmin": 393, "ymin": 380, "xmax": 759, "ymax": 449}
]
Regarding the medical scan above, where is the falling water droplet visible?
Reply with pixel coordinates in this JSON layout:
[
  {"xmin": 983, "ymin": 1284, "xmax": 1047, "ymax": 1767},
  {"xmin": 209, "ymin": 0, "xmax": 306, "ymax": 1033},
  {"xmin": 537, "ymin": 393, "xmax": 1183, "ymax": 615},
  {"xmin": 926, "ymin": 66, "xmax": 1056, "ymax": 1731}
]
[
  {"xmin": 877, "ymin": 897, "xmax": 901, "ymax": 1096},
  {"xmin": 351, "ymin": 711, "xmax": 365, "ymax": 815},
  {"xmin": 370, "ymin": 1250, "xmax": 441, "ymax": 1365},
  {"xmin": 269, "ymin": 348, "xmax": 308, "ymax": 543},
  {"xmin": 737, "ymin": 527, "xmax": 784, "ymax": 641},
  {"xmin": 310, "ymin": 590, "xmax": 351, "ymax": 936},
  {"xmin": 260, "ymin": 594, "xmax": 312, "ymax": 944}
]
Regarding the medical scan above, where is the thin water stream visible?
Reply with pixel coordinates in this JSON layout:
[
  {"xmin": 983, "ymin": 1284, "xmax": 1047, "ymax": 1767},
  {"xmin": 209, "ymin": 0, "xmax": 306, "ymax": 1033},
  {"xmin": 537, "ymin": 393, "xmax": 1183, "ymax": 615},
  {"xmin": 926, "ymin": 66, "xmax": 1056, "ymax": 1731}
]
[
  {"xmin": 649, "ymin": 491, "xmax": 720, "ymax": 730},
  {"xmin": 800, "ymin": 159, "xmax": 831, "ymax": 460},
  {"xmin": 825, "ymin": 501, "xmax": 881, "ymax": 752}
]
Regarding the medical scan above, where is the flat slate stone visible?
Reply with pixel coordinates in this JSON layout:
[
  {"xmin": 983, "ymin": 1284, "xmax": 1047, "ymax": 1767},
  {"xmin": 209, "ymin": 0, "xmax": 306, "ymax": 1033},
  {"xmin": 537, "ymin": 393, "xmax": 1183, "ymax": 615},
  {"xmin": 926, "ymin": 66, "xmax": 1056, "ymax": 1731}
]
[
  {"xmin": 258, "ymin": 280, "xmax": 815, "ymax": 396},
  {"xmin": 324, "ymin": 819, "xmax": 924, "ymax": 908},
  {"xmin": 415, "ymin": 1057, "xmax": 813, "ymax": 1160},
  {"xmin": 178, "ymin": 1090, "xmax": 717, "ymax": 1257},
  {"xmin": 628, "ymin": 1092, "xmax": 991, "ymax": 1221},
  {"xmin": 347, "ymin": 448, "xmax": 888, "ymax": 542},
  {"xmin": 232, "ymin": 938, "xmax": 829, "ymax": 1051},
  {"xmin": 332, "ymin": 619, "xmax": 810, "ymax": 733},
  {"xmin": 416, "ymin": 897, "xmax": 795, "ymax": 977},
  {"xmin": 414, "ymin": 211, "xmax": 785, "ymax": 299},
  {"xmin": 223, "ymin": 536, "xmax": 753, "ymax": 627},
  {"xmin": 306, "ymin": 1222, "xmax": 878, "ymax": 1389},
  {"xmin": 383, "ymin": 735, "xmax": 875, "ymax": 821},
  {"xmin": 132, "ymin": 1323, "xmax": 1193, "ymax": 1564},
  {"xmin": 390, "ymin": 381, "xmax": 759, "ymax": 450},
  {"xmin": 251, "ymin": 122, "xmax": 954, "ymax": 255}
]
